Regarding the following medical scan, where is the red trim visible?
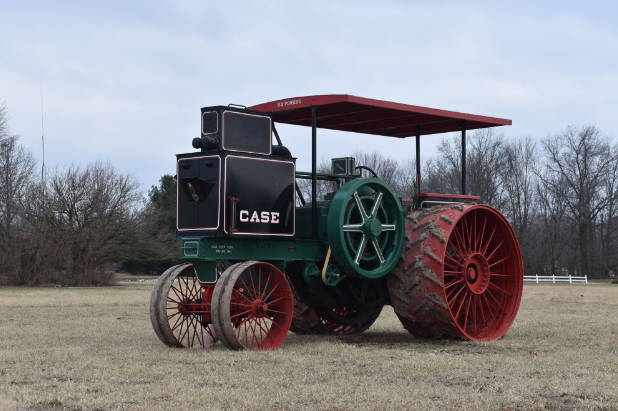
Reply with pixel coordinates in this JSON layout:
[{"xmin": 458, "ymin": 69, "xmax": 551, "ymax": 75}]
[
  {"xmin": 415, "ymin": 193, "xmax": 481, "ymax": 200},
  {"xmin": 223, "ymin": 156, "xmax": 295, "ymax": 236},
  {"xmin": 248, "ymin": 94, "xmax": 511, "ymax": 137},
  {"xmin": 176, "ymin": 156, "xmax": 221, "ymax": 231}
]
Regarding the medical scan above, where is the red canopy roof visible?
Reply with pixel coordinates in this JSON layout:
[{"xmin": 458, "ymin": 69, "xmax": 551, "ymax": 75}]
[{"xmin": 248, "ymin": 94, "xmax": 511, "ymax": 138}]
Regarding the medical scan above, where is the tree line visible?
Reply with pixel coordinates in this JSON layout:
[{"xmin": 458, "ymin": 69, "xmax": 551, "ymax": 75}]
[
  {"xmin": 299, "ymin": 127, "xmax": 618, "ymax": 280},
  {"xmin": 2, "ymin": 98, "xmax": 617, "ymax": 285}
]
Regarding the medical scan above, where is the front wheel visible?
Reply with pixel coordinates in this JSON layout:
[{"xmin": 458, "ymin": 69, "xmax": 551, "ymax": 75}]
[
  {"xmin": 150, "ymin": 264, "xmax": 218, "ymax": 348},
  {"xmin": 212, "ymin": 261, "xmax": 294, "ymax": 350}
]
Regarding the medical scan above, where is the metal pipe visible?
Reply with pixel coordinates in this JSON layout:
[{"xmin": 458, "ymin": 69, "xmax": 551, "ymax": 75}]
[
  {"xmin": 461, "ymin": 120, "xmax": 467, "ymax": 195},
  {"xmin": 272, "ymin": 123, "xmax": 283, "ymax": 146},
  {"xmin": 311, "ymin": 107, "xmax": 317, "ymax": 239},
  {"xmin": 415, "ymin": 125, "xmax": 421, "ymax": 194}
]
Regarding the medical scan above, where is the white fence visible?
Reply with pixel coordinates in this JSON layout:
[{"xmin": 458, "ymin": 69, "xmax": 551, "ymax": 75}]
[{"xmin": 524, "ymin": 274, "xmax": 588, "ymax": 284}]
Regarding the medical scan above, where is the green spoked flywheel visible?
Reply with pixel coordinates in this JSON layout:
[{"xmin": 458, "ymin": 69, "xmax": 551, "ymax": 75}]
[{"xmin": 327, "ymin": 178, "xmax": 404, "ymax": 279}]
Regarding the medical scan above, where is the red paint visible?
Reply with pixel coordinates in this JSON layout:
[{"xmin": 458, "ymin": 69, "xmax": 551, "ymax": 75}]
[{"xmin": 248, "ymin": 94, "xmax": 511, "ymax": 138}]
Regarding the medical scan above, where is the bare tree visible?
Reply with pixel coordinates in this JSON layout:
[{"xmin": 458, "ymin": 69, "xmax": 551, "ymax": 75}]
[
  {"xmin": 352, "ymin": 150, "xmax": 401, "ymax": 189},
  {"xmin": 0, "ymin": 103, "xmax": 36, "ymax": 240},
  {"xmin": 425, "ymin": 129, "xmax": 506, "ymax": 206},
  {"xmin": 500, "ymin": 136, "xmax": 538, "ymax": 273},
  {"xmin": 534, "ymin": 167, "xmax": 571, "ymax": 276},
  {"xmin": 21, "ymin": 161, "xmax": 142, "ymax": 285},
  {"xmin": 541, "ymin": 125, "xmax": 617, "ymax": 277},
  {"xmin": 597, "ymin": 145, "xmax": 618, "ymax": 276}
]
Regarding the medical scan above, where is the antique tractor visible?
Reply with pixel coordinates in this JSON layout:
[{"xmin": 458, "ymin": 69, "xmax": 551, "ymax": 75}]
[{"xmin": 150, "ymin": 95, "xmax": 523, "ymax": 350}]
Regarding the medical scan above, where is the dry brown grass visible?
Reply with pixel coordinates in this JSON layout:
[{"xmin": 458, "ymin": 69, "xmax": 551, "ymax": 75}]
[{"xmin": 0, "ymin": 283, "xmax": 617, "ymax": 411}]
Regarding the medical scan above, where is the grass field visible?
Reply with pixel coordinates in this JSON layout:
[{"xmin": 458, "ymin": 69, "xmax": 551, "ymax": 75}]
[{"xmin": 0, "ymin": 282, "xmax": 617, "ymax": 411}]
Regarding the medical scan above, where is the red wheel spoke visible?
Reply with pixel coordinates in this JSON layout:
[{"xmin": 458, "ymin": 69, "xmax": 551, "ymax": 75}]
[
  {"xmin": 230, "ymin": 308, "xmax": 252, "ymax": 319},
  {"xmin": 231, "ymin": 301, "xmax": 254, "ymax": 307},
  {"xmin": 447, "ymin": 282, "xmax": 466, "ymax": 302},
  {"xmin": 261, "ymin": 275, "xmax": 277, "ymax": 301},
  {"xmin": 444, "ymin": 270, "xmax": 464, "ymax": 275},
  {"xmin": 235, "ymin": 314, "xmax": 255, "ymax": 331},
  {"xmin": 178, "ymin": 319, "xmax": 191, "ymax": 344},
  {"xmin": 166, "ymin": 311, "xmax": 181, "ymax": 321},
  {"xmin": 462, "ymin": 214, "xmax": 472, "ymax": 250},
  {"xmin": 454, "ymin": 291, "xmax": 469, "ymax": 320},
  {"xmin": 194, "ymin": 317, "xmax": 205, "ymax": 347},
  {"xmin": 188, "ymin": 316, "xmax": 199, "ymax": 347},
  {"xmin": 239, "ymin": 274, "xmax": 257, "ymax": 301},
  {"xmin": 445, "ymin": 278, "xmax": 465, "ymax": 289},
  {"xmin": 481, "ymin": 225, "xmax": 497, "ymax": 254},
  {"xmin": 462, "ymin": 294, "xmax": 472, "ymax": 331},
  {"xmin": 256, "ymin": 318, "xmax": 265, "ymax": 347},
  {"xmin": 489, "ymin": 272, "xmax": 510, "ymax": 277},
  {"xmin": 447, "ymin": 239, "xmax": 466, "ymax": 261},
  {"xmin": 170, "ymin": 313, "xmax": 184, "ymax": 332},
  {"xmin": 256, "ymin": 318, "xmax": 270, "ymax": 338},
  {"xmin": 166, "ymin": 297, "xmax": 181, "ymax": 306},
  {"xmin": 486, "ymin": 238, "xmax": 506, "ymax": 262},
  {"xmin": 266, "ymin": 294, "xmax": 287, "ymax": 305},
  {"xmin": 268, "ymin": 316, "xmax": 283, "ymax": 330},
  {"xmin": 257, "ymin": 266, "xmax": 263, "ymax": 301},
  {"xmin": 478, "ymin": 295, "xmax": 488, "ymax": 340},
  {"xmin": 266, "ymin": 308, "xmax": 287, "ymax": 315},
  {"xmin": 483, "ymin": 293, "xmax": 501, "ymax": 325},
  {"xmin": 181, "ymin": 274, "xmax": 190, "ymax": 296},
  {"xmin": 249, "ymin": 319, "xmax": 259, "ymax": 349},
  {"xmin": 477, "ymin": 216, "xmax": 488, "ymax": 254},
  {"xmin": 452, "ymin": 226, "xmax": 468, "ymax": 256},
  {"xmin": 241, "ymin": 320, "xmax": 250, "ymax": 347},
  {"xmin": 489, "ymin": 255, "xmax": 510, "ymax": 268},
  {"xmin": 169, "ymin": 285, "xmax": 184, "ymax": 302},
  {"xmin": 444, "ymin": 252, "xmax": 462, "ymax": 266},
  {"xmin": 486, "ymin": 287, "xmax": 507, "ymax": 312},
  {"xmin": 488, "ymin": 281, "xmax": 512, "ymax": 297},
  {"xmin": 247, "ymin": 267, "xmax": 259, "ymax": 301},
  {"xmin": 473, "ymin": 295, "xmax": 479, "ymax": 337}
]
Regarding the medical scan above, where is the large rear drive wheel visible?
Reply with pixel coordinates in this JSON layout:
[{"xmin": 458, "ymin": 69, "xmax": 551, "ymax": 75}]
[
  {"xmin": 212, "ymin": 261, "xmax": 294, "ymax": 350},
  {"xmin": 388, "ymin": 204, "xmax": 523, "ymax": 341},
  {"xmin": 150, "ymin": 264, "xmax": 218, "ymax": 348}
]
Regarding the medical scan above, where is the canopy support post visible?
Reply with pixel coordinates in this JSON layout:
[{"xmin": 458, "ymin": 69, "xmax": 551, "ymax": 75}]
[
  {"xmin": 311, "ymin": 107, "xmax": 317, "ymax": 239},
  {"xmin": 415, "ymin": 125, "xmax": 421, "ymax": 194},
  {"xmin": 461, "ymin": 120, "xmax": 467, "ymax": 195}
]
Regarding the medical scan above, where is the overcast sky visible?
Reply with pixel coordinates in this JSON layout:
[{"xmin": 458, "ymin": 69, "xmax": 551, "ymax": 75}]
[{"xmin": 1, "ymin": 0, "xmax": 617, "ymax": 192}]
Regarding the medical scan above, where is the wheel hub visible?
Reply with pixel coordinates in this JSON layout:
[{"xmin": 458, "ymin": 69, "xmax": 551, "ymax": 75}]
[
  {"xmin": 363, "ymin": 218, "xmax": 383, "ymax": 238},
  {"xmin": 463, "ymin": 253, "xmax": 490, "ymax": 294},
  {"xmin": 177, "ymin": 299, "xmax": 190, "ymax": 315},
  {"xmin": 252, "ymin": 299, "xmax": 269, "ymax": 317}
]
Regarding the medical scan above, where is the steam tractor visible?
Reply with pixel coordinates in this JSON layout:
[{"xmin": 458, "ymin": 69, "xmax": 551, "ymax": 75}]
[{"xmin": 150, "ymin": 95, "xmax": 523, "ymax": 350}]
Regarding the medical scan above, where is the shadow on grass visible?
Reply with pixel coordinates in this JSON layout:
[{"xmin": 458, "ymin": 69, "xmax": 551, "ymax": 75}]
[{"xmin": 284, "ymin": 330, "xmax": 516, "ymax": 356}]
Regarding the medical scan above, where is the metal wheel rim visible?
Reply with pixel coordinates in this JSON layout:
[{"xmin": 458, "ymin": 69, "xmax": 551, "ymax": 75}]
[
  {"xmin": 443, "ymin": 207, "xmax": 523, "ymax": 340},
  {"xmin": 154, "ymin": 264, "xmax": 217, "ymax": 348},
  {"xmin": 328, "ymin": 178, "xmax": 404, "ymax": 279},
  {"xmin": 213, "ymin": 261, "xmax": 293, "ymax": 350}
]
